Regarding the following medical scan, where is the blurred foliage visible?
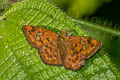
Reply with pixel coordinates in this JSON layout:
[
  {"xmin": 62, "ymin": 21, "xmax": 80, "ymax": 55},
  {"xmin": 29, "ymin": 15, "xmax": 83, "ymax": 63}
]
[
  {"xmin": 48, "ymin": 0, "xmax": 112, "ymax": 18},
  {"xmin": 0, "ymin": 0, "xmax": 22, "ymax": 15}
]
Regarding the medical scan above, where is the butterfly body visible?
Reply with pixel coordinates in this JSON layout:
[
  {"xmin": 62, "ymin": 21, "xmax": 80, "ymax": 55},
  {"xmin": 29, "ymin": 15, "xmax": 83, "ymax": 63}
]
[{"xmin": 22, "ymin": 25, "xmax": 102, "ymax": 71}]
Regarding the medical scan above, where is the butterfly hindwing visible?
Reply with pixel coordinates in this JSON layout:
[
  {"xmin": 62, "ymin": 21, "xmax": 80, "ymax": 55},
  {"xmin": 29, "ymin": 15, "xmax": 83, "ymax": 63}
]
[
  {"xmin": 64, "ymin": 46, "xmax": 85, "ymax": 71},
  {"xmin": 58, "ymin": 36, "xmax": 84, "ymax": 71},
  {"xmin": 38, "ymin": 41, "xmax": 62, "ymax": 66}
]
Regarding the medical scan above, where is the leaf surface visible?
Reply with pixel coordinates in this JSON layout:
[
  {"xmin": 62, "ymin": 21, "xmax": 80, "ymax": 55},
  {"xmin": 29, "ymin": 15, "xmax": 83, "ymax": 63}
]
[{"xmin": 0, "ymin": 0, "xmax": 120, "ymax": 80}]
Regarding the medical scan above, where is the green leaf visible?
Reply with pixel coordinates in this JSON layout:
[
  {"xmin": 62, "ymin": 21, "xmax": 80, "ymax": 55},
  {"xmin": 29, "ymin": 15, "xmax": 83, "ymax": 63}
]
[{"xmin": 0, "ymin": 0, "xmax": 120, "ymax": 80}]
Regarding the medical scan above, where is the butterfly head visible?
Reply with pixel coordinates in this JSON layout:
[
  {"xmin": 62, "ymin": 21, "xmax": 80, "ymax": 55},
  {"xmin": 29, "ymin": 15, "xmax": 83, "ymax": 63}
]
[{"xmin": 60, "ymin": 31, "xmax": 68, "ymax": 38}]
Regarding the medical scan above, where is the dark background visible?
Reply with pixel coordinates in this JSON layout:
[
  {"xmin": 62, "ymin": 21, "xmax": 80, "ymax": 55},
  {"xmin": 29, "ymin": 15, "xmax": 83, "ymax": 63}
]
[
  {"xmin": 93, "ymin": 0, "xmax": 120, "ymax": 26},
  {"xmin": 92, "ymin": 0, "xmax": 120, "ymax": 68}
]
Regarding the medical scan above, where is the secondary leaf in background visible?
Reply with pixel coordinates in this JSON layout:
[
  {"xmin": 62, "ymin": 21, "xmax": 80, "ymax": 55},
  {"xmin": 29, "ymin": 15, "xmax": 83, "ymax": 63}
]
[
  {"xmin": 0, "ymin": 0, "xmax": 22, "ymax": 16},
  {"xmin": 48, "ymin": 0, "xmax": 112, "ymax": 18},
  {"xmin": 0, "ymin": 0, "xmax": 120, "ymax": 80}
]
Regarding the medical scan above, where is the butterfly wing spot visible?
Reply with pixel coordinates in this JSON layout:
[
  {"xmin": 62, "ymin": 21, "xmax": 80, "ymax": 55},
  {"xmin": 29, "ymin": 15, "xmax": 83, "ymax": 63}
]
[
  {"xmin": 37, "ymin": 31, "xmax": 44, "ymax": 36},
  {"xmin": 35, "ymin": 36, "xmax": 40, "ymax": 41},
  {"xmin": 80, "ymin": 39, "xmax": 86, "ymax": 45},
  {"xmin": 82, "ymin": 45, "xmax": 88, "ymax": 50},
  {"xmin": 46, "ymin": 37, "xmax": 50, "ymax": 42},
  {"xmin": 74, "ymin": 43, "xmax": 77, "ymax": 47},
  {"xmin": 27, "ymin": 26, "xmax": 35, "ymax": 34},
  {"xmin": 35, "ymin": 31, "xmax": 44, "ymax": 41}
]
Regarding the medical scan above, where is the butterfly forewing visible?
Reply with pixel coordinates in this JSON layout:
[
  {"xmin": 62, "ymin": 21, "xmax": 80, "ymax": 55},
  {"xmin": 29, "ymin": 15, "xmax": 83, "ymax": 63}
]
[
  {"xmin": 22, "ymin": 26, "xmax": 58, "ymax": 48},
  {"xmin": 68, "ymin": 36, "xmax": 102, "ymax": 59}
]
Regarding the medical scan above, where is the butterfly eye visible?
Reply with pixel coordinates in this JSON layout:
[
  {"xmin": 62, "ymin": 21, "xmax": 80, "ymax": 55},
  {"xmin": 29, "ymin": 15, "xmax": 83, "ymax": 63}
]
[
  {"xmin": 36, "ymin": 32, "xmax": 43, "ymax": 36},
  {"xmin": 64, "ymin": 33, "xmax": 67, "ymax": 36}
]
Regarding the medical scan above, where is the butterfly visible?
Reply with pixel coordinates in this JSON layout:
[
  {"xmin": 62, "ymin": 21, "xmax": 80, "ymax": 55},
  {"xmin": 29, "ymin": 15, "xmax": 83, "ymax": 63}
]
[{"xmin": 22, "ymin": 25, "xmax": 102, "ymax": 71}]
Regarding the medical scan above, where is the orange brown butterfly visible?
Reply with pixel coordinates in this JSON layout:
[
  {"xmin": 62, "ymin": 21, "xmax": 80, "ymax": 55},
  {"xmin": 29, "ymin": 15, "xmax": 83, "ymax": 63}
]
[{"xmin": 22, "ymin": 25, "xmax": 102, "ymax": 71}]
